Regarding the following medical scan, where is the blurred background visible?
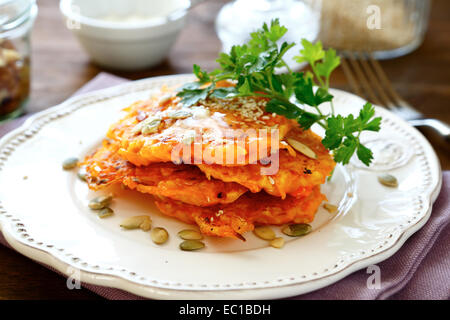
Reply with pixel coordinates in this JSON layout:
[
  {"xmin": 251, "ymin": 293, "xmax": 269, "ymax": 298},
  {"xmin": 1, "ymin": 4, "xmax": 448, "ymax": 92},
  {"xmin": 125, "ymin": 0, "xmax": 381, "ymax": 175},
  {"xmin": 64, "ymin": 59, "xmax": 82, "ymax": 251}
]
[{"xmin": 8, "ymin": 1, "xmax": 448, "ymax": 111}]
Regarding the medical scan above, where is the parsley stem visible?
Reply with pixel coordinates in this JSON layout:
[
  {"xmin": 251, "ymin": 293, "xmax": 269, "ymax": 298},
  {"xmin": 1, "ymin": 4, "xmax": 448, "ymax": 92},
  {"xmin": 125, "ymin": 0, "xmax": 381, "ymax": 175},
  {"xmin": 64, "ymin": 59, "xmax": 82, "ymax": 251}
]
[
  {"xmin": 251, "ymin": 92, "xmax": 271, "ymax": 99},
  {"xmin": 316, "ymin": 120, "xmax": 327, "ymax": 130}
]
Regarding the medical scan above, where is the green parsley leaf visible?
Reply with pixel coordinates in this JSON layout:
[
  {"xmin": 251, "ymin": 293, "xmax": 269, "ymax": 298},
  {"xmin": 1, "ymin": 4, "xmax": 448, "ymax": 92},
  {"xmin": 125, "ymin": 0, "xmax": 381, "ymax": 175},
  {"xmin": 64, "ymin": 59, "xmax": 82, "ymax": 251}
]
[
  {"xmin": 316, "ymin": 49, "xmax": 341, "ymax": 81},
  {"xmin": 294, "ymin": 77, "xmax": 333, "ymax": 107},
  {"xmin": 176, "ymin": 86, "xmax": 211, "ymax": 106},
  {"xmin": 192, "ymin": 64, "xmax": 211, "ymax": 84},
  {"xmin": 333, "ymin": 137, "xmax": 357, "ymax": 165},
  {"xmin": 322, "ymin": 103, "xmax": 381, "ymax": 165},
  {"xmin": 238, "ymin": 77, "xmax": 252, "ymax": 95},
  {"xmin": 266, "ymin": 98, "xmax": 322, "ymax": 130},
  {"xmin": 210, "ymin": 87, "xmax": 238, "ymax": 99},
  {"xmin": 359, "ymin": 102, "xmax": 382, "ymax": 131},
  {"xmin": 266, "ymin": 98, "xmax": 302, "ymax": 119},
  {"xmin": 265, "ymin": 19, "xmax": 288, "ymax": 42},
  {"xmin": 322, "ymin": 115, "xmax": 345, "ymax": 149},
  {"xmin": 295, "ymin": 39, "xmax": 325, "ymax": 65},
  {"xmin": 357, "ymin": 143, "xmax": 374, "ymax": 166}
]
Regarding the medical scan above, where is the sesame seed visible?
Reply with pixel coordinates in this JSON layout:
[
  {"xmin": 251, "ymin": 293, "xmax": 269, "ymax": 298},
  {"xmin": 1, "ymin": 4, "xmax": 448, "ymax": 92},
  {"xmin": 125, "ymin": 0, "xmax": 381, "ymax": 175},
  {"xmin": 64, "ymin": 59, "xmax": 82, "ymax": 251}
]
[{"xmin": 268, "ymin": 176, "xmax": 275, "ymax": 185}]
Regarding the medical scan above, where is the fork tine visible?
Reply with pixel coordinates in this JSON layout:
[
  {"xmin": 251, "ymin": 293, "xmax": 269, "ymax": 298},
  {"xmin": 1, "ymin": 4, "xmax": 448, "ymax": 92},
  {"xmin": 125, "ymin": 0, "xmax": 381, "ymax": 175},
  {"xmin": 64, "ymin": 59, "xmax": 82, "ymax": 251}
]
[
  {"xmin": 345, "ymin": 52, "xmax": 383, "ymax": 106},
  {"xmin": 340, "ymin": 55, "xmax": 366, "ymax": 99},
  {"xmin": 356, "ymin": 52, "xmax": 396, "ymax": 109},
  {"xmin": 367, "ymin": 53, "xmax": 411, "ymax": 109}
]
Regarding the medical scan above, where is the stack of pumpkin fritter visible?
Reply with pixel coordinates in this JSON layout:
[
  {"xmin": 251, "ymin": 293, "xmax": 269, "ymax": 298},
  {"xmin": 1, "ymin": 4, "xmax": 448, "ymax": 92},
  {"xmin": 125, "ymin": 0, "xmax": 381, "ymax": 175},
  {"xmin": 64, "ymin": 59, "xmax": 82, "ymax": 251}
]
[{"xmin": 81, "ymin": 87, "xmax": 336, "ymax": 239}]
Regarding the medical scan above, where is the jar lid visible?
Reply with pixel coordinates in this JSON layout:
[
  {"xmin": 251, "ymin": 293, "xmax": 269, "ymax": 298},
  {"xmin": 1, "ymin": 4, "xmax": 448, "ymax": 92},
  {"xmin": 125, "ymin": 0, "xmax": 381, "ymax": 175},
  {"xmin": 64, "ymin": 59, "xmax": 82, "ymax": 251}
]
[{"xmin": 0, "ymin": 0, "xmax": 37, "ymax": 32}]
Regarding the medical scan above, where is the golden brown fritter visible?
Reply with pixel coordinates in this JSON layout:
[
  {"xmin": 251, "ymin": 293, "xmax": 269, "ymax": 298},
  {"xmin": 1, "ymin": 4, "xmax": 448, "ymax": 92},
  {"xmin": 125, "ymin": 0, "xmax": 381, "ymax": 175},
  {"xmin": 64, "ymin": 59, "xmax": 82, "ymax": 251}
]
[
  {"xmin": 197, "ymin": 128, "xmax": 336, "ymax": 199},
  {"xmin": 81, "ymin": 140, "xmax": 248, "ymax": 207},
  {"xmin": 107, "ymin": 86, "xmax": 296, "ymax": 167},
  {"xmin": 81, "ymin": 84, "xmax": 334, "ymax": 240},
  {"xmin": 155, "ymin": 186, "xmax": 326, "ymax": 239}
]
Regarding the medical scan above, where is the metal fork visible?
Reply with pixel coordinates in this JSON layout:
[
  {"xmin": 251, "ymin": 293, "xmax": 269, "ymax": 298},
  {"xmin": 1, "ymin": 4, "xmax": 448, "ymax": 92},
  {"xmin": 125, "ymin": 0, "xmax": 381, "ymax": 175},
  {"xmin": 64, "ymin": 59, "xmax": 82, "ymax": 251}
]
[{"xmin": 340, "ymin": 52, "xmax": 450, "ymax": 141}]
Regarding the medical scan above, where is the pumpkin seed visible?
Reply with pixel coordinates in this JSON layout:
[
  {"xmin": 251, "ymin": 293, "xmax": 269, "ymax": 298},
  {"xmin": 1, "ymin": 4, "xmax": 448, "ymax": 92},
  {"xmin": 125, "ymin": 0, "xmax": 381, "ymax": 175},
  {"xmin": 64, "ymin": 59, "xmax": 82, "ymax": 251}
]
[
  {"xmin": 141, "ymin": 118, "xmax": 161, "ymax": 135},
  {"xmin": 286, "ymin": 138, "xmax": 317, "ymax": 159},
  {"xmin": 253, "ymin": 226, "xmax": 276, "ymax": 241},
  {"xmin": 62, "ymin": 157, "xmax": 79, "ymax": 170},
  {"xmin": 378, "ymin": 174, "xmax": 398, "ymax": 188},
  {"xmin": 151, "ymin": 227, "xmax": 169, "ymax": 244},
  {"xmin": 168, "ymin": 110, "xmax": 192, "ymax": 119},
  {"xmin": 131, "ymin": 121, "xmax": 145, "ymax": 134},
  {"xmin": 282, "ymin": 223, "xmax": 312, "ymax": 237},
  {"xmin": 88, "ymin": 195, "xmax": 113, "ymax": 210},
  {"xmin": 120, "ymin": 215, "xmax": 152, "ymax": 230},
  {"xmin": 132, "ymin": 116, "xmax": 161, "ymax": 135},
  {"xmin": 323, "ymin": 203, "xmax": 338, "ymax": 214},
  {"xmin": 178, "ymin": 229, "xmax": 203, "ymax": 240},
  {"xmin": 97, "ymin": 207, "xmax": 114, "ymax": 219},
  {"xmin": 270, "ymin": 237, "xmax": 285, "ymax": 249},
  {"xmin": 179, "ymin": 240, "xmax": 205, "ymax": 251},
  {"xmin": 139, "ymin": 217, "xmax": 152, "ymax": 231}
]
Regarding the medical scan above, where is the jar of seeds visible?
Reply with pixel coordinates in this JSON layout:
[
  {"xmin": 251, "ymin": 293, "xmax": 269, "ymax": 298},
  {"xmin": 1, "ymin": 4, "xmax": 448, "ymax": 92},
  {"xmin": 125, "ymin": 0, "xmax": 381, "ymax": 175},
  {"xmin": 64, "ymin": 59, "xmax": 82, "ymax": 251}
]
[{"xmin": 319, "ymin": 0, "xmax": 431, "ymax": 59}]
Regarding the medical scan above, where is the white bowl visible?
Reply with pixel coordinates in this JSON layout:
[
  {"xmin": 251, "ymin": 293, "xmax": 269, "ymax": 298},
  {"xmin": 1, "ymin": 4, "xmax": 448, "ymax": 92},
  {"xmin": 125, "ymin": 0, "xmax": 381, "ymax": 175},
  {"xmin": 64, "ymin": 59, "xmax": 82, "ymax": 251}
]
[{"xmin": 60, "ymin": 0, "xmax": 190, "ymax": 71}]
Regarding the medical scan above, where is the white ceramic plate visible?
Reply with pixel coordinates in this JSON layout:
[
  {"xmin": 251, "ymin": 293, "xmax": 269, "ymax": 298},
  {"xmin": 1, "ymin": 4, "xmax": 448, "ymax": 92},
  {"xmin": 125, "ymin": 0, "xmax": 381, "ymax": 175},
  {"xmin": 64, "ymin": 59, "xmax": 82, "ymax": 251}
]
[{"xmin": 0, "ymin": 75, "xmax": 442, "ymax": 299}]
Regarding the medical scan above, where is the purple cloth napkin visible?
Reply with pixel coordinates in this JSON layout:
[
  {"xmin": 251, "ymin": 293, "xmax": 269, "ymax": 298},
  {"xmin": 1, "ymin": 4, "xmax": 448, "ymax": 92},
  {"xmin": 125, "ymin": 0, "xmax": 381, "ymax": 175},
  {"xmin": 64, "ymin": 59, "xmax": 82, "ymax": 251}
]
[{"xmin": 0, "ymin": 73, "xmax": 449, "ymax": 300}]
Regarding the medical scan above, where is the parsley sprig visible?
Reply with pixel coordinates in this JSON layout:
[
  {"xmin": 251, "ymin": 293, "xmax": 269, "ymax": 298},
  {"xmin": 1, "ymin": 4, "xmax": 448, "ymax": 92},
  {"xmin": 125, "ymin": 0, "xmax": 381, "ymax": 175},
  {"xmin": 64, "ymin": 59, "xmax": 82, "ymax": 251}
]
[{"xmin": 177, "ymin": 19, "xmax": 381, "ymax": 166}]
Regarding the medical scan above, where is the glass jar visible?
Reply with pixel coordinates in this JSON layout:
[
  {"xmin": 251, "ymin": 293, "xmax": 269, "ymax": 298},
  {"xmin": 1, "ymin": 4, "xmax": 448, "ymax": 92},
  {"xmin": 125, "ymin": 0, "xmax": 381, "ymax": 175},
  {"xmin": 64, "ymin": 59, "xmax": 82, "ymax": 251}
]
[
  {"xmin": 0, "ymin": 0, "xmax": 37, "ymax": 122},
  {"xmin": 319, "ymin": 0, "xmax": 431, "ymax": 59}
]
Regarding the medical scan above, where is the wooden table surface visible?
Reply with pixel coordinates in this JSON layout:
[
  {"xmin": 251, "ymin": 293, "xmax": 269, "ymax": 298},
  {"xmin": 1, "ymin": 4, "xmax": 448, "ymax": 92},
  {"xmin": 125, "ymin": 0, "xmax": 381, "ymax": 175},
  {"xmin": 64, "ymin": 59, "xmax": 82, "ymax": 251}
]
[{"xmin": 0, "ymin": 0, "xmax": 449, "ymax": 299}]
